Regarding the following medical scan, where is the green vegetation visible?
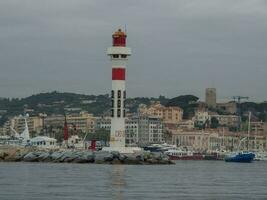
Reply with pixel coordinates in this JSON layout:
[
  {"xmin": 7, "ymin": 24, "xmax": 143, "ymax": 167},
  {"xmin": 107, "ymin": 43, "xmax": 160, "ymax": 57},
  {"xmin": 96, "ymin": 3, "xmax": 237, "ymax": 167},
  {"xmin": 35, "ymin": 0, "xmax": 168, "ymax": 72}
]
[
  {"xmin": 0, "ymin": 92, "xmax": 266, "ymax": 126},
  {"xmin": 210, "ymin": 117, "xmax": 219, "ymax": 129},
  {"xmin": 239, "ymin": 102, "xmax": 267, "ymax": 122},
  {"xmin": 165, "ymin": 95, "xmax": 199, "ymax": 119}
]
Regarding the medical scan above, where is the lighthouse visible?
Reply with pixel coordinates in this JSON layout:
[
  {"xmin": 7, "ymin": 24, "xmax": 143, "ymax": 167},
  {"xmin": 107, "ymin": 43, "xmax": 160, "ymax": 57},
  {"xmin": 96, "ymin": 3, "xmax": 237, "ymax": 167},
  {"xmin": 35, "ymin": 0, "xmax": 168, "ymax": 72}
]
[{"xmin": 107, "ymin": 29, "xmax": 131, "ymax": 149}]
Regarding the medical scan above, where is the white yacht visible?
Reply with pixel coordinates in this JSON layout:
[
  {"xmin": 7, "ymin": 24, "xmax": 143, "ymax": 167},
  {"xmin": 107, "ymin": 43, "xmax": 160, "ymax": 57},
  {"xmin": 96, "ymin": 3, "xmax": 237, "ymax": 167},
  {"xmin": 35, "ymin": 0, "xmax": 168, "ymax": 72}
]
[
  {"xmin": 30, "ymin": 136, "xmax": 57, "ymax": 149},
  {"xmin": 2, "ymin": 114, "xmax": 57, "ymax": 149},
  {"xmin": 254, "ymin": 152, "xmax": 267, "ymax": 161}
]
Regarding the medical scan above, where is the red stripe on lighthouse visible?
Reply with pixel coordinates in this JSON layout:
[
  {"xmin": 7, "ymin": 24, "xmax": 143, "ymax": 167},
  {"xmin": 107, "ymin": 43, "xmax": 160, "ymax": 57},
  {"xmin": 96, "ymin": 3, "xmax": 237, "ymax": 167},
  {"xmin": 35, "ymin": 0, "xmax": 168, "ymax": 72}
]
[{"xmin": 112, "ymin": 68, "xmax": 125, "ymax": 80}]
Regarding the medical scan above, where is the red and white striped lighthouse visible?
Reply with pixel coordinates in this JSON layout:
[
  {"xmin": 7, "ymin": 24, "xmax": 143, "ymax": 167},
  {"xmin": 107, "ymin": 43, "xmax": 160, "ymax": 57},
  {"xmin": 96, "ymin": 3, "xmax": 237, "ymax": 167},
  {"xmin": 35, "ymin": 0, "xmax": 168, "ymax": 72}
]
[{"xmin": 107, "ymin": 29, "xmax": 131, "ymax": 148}]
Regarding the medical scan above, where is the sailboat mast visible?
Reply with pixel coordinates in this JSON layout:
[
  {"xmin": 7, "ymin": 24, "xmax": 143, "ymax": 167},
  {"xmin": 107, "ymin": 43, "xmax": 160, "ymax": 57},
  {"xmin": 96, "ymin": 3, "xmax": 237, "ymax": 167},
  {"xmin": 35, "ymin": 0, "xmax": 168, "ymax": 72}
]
[
  {"xmin": 247, "ymin": 112, "xmax": 251, "ymax": 151},
  {"xmin": 64, "ymin": 115, "xmax": 69, "ymax": 146}
]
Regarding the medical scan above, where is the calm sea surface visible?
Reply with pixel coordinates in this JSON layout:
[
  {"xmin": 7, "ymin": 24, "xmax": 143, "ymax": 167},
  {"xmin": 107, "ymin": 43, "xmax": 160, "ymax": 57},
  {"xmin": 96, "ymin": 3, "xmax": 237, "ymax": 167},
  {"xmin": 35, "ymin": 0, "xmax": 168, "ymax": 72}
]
[{"xmin": 0, "ymin": 161, "xmax": 267, "ymax": 200}]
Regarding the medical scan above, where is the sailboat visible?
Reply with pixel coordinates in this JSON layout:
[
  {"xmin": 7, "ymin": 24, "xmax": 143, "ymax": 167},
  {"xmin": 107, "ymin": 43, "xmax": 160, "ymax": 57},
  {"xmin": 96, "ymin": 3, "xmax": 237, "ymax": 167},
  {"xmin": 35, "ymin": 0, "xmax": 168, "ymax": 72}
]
[
  {"xmin": 225, "ymin": 112, "xmax": 255, "ymax": 163},
  {"xmin": 6, "ymin": 115, "xmax": 31, "ymax": 146},
  {"xmin": 6, "ymin": 114, "xmax": 57, "ymax": 148},
  {"xmin": 64, "ymin": 121, "xmax": 88, "ymax": 149}
]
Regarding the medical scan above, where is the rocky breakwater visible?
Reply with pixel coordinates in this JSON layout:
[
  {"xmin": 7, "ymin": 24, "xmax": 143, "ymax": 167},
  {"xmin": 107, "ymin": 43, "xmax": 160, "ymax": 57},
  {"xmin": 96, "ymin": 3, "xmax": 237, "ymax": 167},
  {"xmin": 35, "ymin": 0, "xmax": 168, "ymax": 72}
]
[{"xmin": 0, "ymin": 148, "xmax": 174, "ymax": 165}]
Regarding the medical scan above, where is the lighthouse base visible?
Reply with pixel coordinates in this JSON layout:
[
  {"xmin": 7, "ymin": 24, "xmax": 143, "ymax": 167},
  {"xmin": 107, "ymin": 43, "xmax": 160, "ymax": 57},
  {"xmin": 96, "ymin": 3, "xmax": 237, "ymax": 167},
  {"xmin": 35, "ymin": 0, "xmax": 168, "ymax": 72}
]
[{"xmin": 102, "ymin": 147, "xmax": 142, "ymax": 154}]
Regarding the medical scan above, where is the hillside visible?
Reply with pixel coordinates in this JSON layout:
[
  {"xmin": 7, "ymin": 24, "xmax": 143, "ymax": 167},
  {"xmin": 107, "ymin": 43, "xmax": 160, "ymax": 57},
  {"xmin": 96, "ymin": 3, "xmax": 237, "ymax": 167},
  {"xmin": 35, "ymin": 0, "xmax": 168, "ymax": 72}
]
[{"xmin": 0, "ymin": 92, "xmax": 266, "ymax": 125}]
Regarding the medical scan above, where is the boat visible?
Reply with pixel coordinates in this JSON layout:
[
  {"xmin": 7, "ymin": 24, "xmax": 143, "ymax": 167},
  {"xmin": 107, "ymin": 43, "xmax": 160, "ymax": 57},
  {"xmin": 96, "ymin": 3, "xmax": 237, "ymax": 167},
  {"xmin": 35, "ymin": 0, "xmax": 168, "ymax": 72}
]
[
  {"xmin": 204, "ymin": 152, "xmax": 223, "ymax": 160},
  {"xmin": 224, "ymin": 112, "xmax": 255, "ymax": 163},
  {"xmin": 2, "ymin": 115, "xmax": 32, "ymax": 147},
  {"xmin": 62, "ymin": 116, "xmax": 89, "ymax": 150},
  {"xmin": 225, "ymin": 151, "xmax": 255, "ymax": 162},
  {"xmin": 30, "ymin": 136, "xmax": 57, "ymax": 149},
  {"xmin": 144, "ymin": 143, "xmax": 176, "ymax": 152},
  {"xmin": 164, "ymin": 149, "xmax": 204, "ymax": 160},
  {"xmin": 1, "ymin": 114, "xmax": 58, "ymax": 149},
  {"xmin": 254, "ymin": 152, "xmax": 267, "ymax": 161}
]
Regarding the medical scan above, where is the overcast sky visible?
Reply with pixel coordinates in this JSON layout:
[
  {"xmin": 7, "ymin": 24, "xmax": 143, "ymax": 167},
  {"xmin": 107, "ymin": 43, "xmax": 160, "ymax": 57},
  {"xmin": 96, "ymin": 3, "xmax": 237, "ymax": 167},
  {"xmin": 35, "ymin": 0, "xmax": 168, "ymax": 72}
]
[{"xmin": 0, "ymin": 0, "xmax": 266, "ymax": 101}]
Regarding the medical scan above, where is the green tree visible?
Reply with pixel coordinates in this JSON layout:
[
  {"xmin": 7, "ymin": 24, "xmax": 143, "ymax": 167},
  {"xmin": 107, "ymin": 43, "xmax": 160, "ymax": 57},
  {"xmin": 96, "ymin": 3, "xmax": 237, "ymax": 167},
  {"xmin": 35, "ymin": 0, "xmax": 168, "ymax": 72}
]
[{"xmin": 210, "ymin": 117, "xmax": 219, "ymax": 128}]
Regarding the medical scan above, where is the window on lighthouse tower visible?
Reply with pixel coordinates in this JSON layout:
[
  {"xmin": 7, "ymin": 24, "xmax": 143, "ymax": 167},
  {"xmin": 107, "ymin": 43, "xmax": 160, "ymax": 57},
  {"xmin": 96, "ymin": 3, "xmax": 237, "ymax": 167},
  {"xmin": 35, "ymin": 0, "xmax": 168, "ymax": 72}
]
[
  {"xmin": 117, "ymin": 109, "xmax": 121, "ymax": 117},
  {"xmin": 117, "ymin": 99, "xmax": 121, "ymax": 107}
]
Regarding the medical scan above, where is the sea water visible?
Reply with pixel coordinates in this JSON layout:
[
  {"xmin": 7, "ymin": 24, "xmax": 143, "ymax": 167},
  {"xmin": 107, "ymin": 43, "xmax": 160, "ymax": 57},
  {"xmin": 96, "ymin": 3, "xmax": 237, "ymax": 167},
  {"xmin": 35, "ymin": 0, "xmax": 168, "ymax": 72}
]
[{"xmin": 0, "ymin": 161, "xmax": 266, "ymax": 200}]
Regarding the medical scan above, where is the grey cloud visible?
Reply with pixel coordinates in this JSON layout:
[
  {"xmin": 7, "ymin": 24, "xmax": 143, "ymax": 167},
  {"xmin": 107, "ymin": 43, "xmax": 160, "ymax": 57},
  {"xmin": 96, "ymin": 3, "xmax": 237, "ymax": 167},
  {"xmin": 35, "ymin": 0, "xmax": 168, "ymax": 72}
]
[{"xmin": 0, "ymin": 0, "xmax": 266, "ymax": 101}]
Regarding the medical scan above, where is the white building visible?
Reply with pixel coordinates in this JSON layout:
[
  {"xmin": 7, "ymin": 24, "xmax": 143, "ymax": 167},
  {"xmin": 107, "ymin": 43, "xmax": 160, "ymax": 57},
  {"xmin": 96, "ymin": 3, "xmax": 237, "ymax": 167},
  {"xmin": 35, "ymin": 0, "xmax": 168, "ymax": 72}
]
[
  {"xmin": 96, "ymin": 115, "xmax": 164, "ymax": 146},
  {"xmin": 210, "ymin": 114, "xmax": 239, "ymax": 127},
  {"xmin": 193, "ymin": 111, "xmax": 210, "ymax": 127}
]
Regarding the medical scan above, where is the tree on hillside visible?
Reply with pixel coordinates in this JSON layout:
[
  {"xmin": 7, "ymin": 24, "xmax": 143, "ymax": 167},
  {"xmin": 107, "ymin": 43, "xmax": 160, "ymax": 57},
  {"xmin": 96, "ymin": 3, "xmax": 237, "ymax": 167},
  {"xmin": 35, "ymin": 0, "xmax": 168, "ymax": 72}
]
[
  {"xmin": 165, "ymin": 95, "xmax": 199, "ymax": 119},
  {"xmin": 210, "ymin": 117, "xmax": 219, "ymax": 129},
  {"xmin": 165, "ymin": 95, "xmax": 199, "ymax": 107}
]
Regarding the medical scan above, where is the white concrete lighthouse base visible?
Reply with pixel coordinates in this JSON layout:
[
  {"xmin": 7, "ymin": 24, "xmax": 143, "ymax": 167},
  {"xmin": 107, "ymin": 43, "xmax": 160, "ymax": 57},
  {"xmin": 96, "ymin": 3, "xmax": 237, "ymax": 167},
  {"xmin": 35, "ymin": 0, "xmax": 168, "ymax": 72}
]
[{"xmin": 102, "ymin": 147, "xmax": 143, "ymax": 154}]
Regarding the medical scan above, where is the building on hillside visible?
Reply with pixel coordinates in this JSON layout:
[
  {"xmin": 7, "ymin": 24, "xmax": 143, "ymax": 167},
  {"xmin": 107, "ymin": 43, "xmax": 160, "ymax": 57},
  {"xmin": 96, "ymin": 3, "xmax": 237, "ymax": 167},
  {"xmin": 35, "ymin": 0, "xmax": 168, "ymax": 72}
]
[
  {"xmin": 0, "ymin": 127, "xmax": 4, "ymax": 135},
  {"xmin": 163, "ymin": 106, "xmax": 183, "ymax": 123},
  {"xmin": 44, "ymin": 115, "xmax": 65, "ymax": 128},
  {"xmin": 44, "ymin": 112, "xmax": 96, "ymax": 133},
  {"xmin": 8, "ymin": 115, "xmax": 43, "ymax": 135},
  {"xmin": 95, "ymin": 115, "xmax": 164, "ymax": 146},
  {"xmin": 140, "ymin": 102, "xmax": 164, "ymax": 117},
  {"xmin": 177, "ymin": 120, "xmax": 195, "ymax": 130},
  {"xmin": 67, "ymin": 112, "xmax": 95, "ymax": 133},
  {"xmin": 205, "ymin": 88, "xmax": 216, "ymax": 108},
  {"xmin": 193, "ymin": 111, "xmax": 210, "ymax": 127},
  {"xmin": 170, "ymin": 129, "xmax": 267, "ymax": 152},
  {"xmin": 216, "ymin": 102, "xmax": 237, "ymax": 114},
  {"xmin": 251, "ymin": 121, "xmax": 266, "ymax": 133},
  {"xmin": 137, "ymin": 115, "xmax": 164, "ymax": 146},
  {"xmin": 148, "ymin": 116, "xmax": 164, "ymax": 144},
  {"xmin": 138, "ymin": 102, "xmax": 183, "ymax": 124},
  {"xmin": 210, "ymin": 114, "xmax": 239, "ymax": 128},
  {"xmin": 1, "ymin": 120, "xmax": 11, "ymax": 135},
  {"xmin": 220, "ymin": 131, "xmax": 267, "ymax": 152},
  {"xmin": 96, "ymin": 117, "xmax": 111, "ymax": 130},
  {"xmin": 125, "ymin": 117, "xmax": 139, "ymax": 145},
  {"xmin": 170, "ymin": 130, "xmax": 214, "ymax": 151}
]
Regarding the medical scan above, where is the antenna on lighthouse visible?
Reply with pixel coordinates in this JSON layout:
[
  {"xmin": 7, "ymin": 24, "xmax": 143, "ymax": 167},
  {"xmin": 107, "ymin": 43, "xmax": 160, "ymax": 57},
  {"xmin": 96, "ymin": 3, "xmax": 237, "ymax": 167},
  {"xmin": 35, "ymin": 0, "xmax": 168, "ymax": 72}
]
[{"xmin": 124, "ymin": 24, "xmax": 127, "ymax": 35}]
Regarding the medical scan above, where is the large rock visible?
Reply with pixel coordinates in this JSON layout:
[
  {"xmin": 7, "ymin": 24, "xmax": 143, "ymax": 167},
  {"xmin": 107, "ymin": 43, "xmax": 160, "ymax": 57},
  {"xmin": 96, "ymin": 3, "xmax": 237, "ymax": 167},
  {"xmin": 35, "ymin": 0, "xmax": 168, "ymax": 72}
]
[
  {"xmin": 14, "ymin": 152, "xmax": 26, "ymax": 161},
  {"xmin": 123, "ymin": 154, "xmax": 142, "ymax": 164},
  {"xmin": 37, "ymin": 152, "xmax": 51, "ymax": 162},
  {"xmin": 118, "ymin": 154, "xmax": 127, "ymax": 161},
  {"xmin": 94, "ymin": 151, "xmax": 114, "ymax": 164},
  {"xmin": 0, "ymin": 147, "xmax": 174, "ymax": 165},
  {"xmin": 0, "ymin": 151, "xmax": 9, "ymax": 161},
  {"xmin": 72, "ymin": 152, "xmax": 90, "ymax": 163},
  {"xmin": 111, "ymin": 151, "xmax": 120, "ymax": 159},
  {"xmin": 23, "ymin": 152, "xmax": 39, "ymax": 162},
  {"xmin": 51, "ymin": 152, "xmax": 64, "ymax": 162},
  {"xmin": 83, "ymin": 151, "xmax": 95, "ymax": 163},
  {"xmin": 151, "ymin": 152, "xmax": 164, "ymax": 160},
  {"xmin": 60, "ymin": 151, "xmax": 77, "ymax": 163},
  {"xmin": 136, "ymin": 154, "xmax": 145, "ymax": 162}
]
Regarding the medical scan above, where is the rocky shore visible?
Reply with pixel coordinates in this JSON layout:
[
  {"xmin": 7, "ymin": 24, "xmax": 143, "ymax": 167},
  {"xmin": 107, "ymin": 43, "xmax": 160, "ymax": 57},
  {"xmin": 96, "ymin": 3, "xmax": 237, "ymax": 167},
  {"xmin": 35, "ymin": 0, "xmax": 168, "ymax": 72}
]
[{"xmin": 0, "ymin": 147, "xmax": 174, "ymax": 165}]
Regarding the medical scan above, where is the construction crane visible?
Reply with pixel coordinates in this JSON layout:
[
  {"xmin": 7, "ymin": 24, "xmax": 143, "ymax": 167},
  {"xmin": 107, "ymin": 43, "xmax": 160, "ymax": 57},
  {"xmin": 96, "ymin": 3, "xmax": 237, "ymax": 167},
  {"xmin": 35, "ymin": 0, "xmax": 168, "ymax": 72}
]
[
  {"xmin": 232, "ymin": 96, "xmax": 249, "ymax": 130},
  {"xmin": 232, "ymin": 96, "xmax": 249, "ymax": 104}
]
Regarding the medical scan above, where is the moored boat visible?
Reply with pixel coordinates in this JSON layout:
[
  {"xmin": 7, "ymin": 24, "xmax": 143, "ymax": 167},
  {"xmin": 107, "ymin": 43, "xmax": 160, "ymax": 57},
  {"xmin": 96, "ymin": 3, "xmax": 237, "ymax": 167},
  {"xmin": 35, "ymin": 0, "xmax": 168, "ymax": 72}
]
[
  {"xmin": 225, "ymin": 112, "xmax": 255, "ymax": 163},
  {"xmin": 225, "ymin": 151, "xmax": 255, "ymax": 162},
  {"xmin": 254, "ymin": 152, "xmax": 267, "ymax": 161},
  {"xmin": 164, "ymin": 149, "xmax": 204, "ymax": 160}
]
